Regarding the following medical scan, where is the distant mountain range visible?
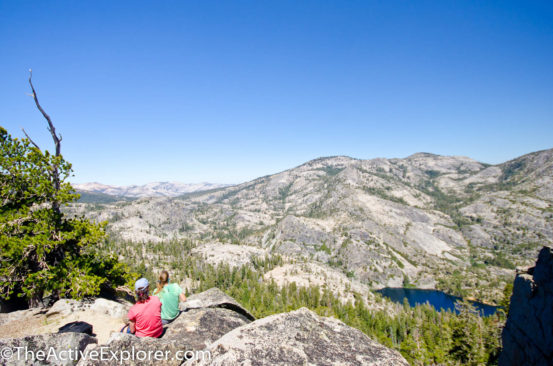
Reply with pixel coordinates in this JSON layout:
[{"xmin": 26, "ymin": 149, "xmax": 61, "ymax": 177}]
[
  {"xmin": 73, "ymin": 181, "xmax": 231, "ymax": 198},
  {"xmin": 68, "ymin": 148, "xmax": 553, "ymax": 304}
]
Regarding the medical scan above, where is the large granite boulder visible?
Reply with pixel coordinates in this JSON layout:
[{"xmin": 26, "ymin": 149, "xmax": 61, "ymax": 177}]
[
  {"xmin": 0, "ymin": 332, "xmax": 97, "ymax": 366},
  {"xmin": 46, "ymin": 298, "xmax": 131, "ymax": 319},
  {"xmin": 184, "ymin": 307, "xmax": 409, "ymax": 366},
  {"xmin": 89, "ymin": 298, "xmax": 131, "ymax": 319},
  {"xmin": 0, "ymin": 308, "xmax": 43, "ymax": 327},
  {"xmin": 164, "ymin": 308, "xmax": 251, "ymax": 350},
  {"xmin": 499, "ymin": 246, "xmax": 553, "ymax": 366},
  {"xmin": 180, "ymin": 288, "xmax": 255, "ymax": 321},
  {"xmin": 76, "ymin": 333, "xmax": 183, "ymax": 366}
]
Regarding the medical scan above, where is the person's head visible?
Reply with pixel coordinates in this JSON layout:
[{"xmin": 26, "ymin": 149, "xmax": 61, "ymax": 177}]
[
  {"xmin": 134, "ymin": 278, "xmax": 150, "ymax": 303},
  {"xmin": 157, "ymin": 270, "xmax": 169, "ymax": 293}
]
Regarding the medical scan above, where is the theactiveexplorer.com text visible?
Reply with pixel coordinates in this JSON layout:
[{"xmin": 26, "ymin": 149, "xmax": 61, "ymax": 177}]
[{"xmin": 0, "ymin": 346, "xmax": 211, "ymax": 364}]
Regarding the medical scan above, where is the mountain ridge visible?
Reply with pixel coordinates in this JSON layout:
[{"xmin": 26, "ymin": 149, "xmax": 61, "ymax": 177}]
[
  {"xmin": 73, "ymin": 181, "xmax": 231, "ymax": 198},
  {"xmin": 67, "ymin": 148, "xmax": 553, "ymax": 304}
]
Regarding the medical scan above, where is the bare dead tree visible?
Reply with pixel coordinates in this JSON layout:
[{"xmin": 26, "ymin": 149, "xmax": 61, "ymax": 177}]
[{"xmin": 27, "ymin": 69, "xmax": 63, "ymax": 216}]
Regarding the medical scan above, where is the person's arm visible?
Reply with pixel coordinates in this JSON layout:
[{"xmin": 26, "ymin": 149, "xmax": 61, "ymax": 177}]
[
  {"xmin": 129, "ymin": 320, "xmax": 136, "ymax": 334},
  {"xmin": 127, "ymin": 308, "xmax": 136, "ymax": 334},
  {"xmin": 179, "ymin": 293, "xmax": 187, "ymax": 302}
]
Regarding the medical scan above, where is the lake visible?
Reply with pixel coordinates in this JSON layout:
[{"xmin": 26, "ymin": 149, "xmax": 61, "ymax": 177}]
[{"xmin": 375, "ymin": 288, "xmax": 498, "ymax": 317}]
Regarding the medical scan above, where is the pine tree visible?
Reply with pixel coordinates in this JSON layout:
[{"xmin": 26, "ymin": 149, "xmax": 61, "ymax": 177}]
[{"xmin": 0, "ymin": 74, "xmax": 134, "ymax": 307}]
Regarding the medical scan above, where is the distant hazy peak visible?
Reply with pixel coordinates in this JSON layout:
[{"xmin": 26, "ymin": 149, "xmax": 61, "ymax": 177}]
[{"xmin": 73, "ymin": 181, "xmax": 230, "ymax": 198}]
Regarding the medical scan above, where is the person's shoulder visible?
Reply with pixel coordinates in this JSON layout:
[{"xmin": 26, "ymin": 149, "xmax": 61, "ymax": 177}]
[
  {"xmin": 171, "ymin": 283, "xmax": 182, "ymax": 294},
  {"xmin": 153, "ymin": 288, "xmax": 164, "ymax": 296},
  {"xmin": 152, "ymin": 295, "xmax": 162, "ymax": 303},
  {"xmin": 128, "ymin": 302, "xmax": 139, "ymax": 317}
]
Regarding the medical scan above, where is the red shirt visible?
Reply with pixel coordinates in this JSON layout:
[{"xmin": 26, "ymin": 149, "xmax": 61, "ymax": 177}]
[{"xmin": 127, "ymin": 295, "xmax": 163, "ymax": 338}]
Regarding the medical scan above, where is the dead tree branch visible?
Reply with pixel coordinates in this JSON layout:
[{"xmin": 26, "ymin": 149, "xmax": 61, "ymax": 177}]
[
  {"xmin": 21, "ymin": 128, "xmax": 40, "ymax": 149},
  {"xmin": 28, "ymin": 69, "xmax": 61, "ymax": 157},
  {"xmin": 28, "ymin": 69, "xmax": 61, "ymax": 215}
]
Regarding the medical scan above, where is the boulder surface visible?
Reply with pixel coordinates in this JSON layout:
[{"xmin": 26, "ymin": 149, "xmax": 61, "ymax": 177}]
[
  {"xmin": 1, "ymin": 288, "xmax": 408, "ymax": 366},
  {"xmin": 184, "ymin": 307, "xmax": 409, "ymax": 366},
  {"xmin": 164, "ymin": 307, "xmax": 251, "ymax": 350},
  {"xmin": 499, "ymin": 246, "xmax": 553, "ymax": 366},
  {"xmin": 180, "ymin": 288, "xmax": 255, "ymax": 321},
  {"xmin": 0, "ymin": 332, "xmax": 97, "ymax": 366},
  {"xmin": 76, "ymin": 333, "xmax": 183, "ymax": 366}
]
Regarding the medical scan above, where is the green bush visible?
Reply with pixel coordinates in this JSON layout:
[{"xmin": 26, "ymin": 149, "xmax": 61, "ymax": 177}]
[{"xmin": 0, "ymin": 127, "xmax": 135, "ymax": 307}]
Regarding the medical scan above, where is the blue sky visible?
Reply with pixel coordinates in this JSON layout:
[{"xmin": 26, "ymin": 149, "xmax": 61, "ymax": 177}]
[{"xmin": 1, "ymin": 1, "xmax": 552, "ymax": 185}]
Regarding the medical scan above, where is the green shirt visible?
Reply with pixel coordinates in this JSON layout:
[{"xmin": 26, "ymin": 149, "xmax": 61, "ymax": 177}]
[{"xmin": 153, "ymin": 283, "xmax": 182, "ymax": 320}]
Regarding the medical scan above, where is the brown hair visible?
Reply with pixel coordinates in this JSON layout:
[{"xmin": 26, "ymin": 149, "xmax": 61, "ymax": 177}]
[
  {"xmin": 136, "ymin": 288, "xmax": 149, "ymax": 303},
  {"xmin": 157, "ymin": 270, "xmax": 169, "ymax": 294}
]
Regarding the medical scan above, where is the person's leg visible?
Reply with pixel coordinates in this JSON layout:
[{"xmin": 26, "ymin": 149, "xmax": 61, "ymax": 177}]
[{"xmin": 163, "ymin": 317, "xmax": 177, "ymax": 325}]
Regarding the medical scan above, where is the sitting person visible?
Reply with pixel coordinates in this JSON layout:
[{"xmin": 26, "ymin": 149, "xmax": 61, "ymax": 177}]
[
  {"xmin": 153, "ymin": 270, "xmax": 186, "ymax": 325},
  {"xmin": 125, "ymin": 278, "xmax": 163, "ymax": 338}
]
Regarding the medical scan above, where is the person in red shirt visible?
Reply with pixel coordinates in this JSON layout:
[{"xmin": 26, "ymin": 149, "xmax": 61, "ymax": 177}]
[{"xmin": 126, "ymin": 278, "xmax": 163, "ymax": 338}]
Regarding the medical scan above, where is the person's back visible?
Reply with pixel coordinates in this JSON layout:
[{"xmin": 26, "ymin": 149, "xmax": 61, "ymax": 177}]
[
  {"xmin": 155, "ymin": 283, "xmax": 182, "ymax": 321},
  {"xmin": 127, "ymin": 278, "xmax": 163, "ymax": 338},
  {"xmin": 154, "ymin": 270, "xmax": 186, "ymax": 324}
]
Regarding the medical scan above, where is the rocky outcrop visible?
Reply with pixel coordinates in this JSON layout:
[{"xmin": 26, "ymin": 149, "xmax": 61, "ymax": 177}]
[
  {"xmin": 499, "ymin": 246, "xmax": 553, "ymax": 366},
  {"xmin": 0, "ymin": 297, "xmax": 131, "ymax": 345},
  {"xmin": 0, "ymin": 308, "xmax": 44, "ymax": 327},
  {"xmin": 184, "ymin": 307, "xmax": 409, "ymax": 366},
  {"xmin": 77, "ymin": 289, "xmax": 253, "ymax": 366},
  {"xmin": 1, "ymin": 288, "xmax": 407, "ymax": 366},
  {"xmin": 164, "ymin": 308, "xmax": 251, "ymax": 349},
  {"xmin": 0, "ymin": 332, "xmax": 97, "ymax": 366},
  {"xmin": 76, "ymin": 333, "xmax": 184, "ymax": 366},
  {"xmin": 180, "ymin": 288, "xmax": 255, "ymax": 321},
  {"xmin": 46, "ymin": 298, "xmax": 131, "ymax": 319}
]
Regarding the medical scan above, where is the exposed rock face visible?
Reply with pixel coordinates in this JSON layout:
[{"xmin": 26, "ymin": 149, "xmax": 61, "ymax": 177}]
[
  {"xmin": 69, "ymin": 149, "xmax": 553, "ymax": 303},
  {"xmin": 89, "ymin": 298, "xmax": 130, "ymax": 319},
  {"xmin": 180, "ymin": 288, "xmax": 255, "ymax": 321},
  {"xmin": 164, "ymin": 308, "xmax": 251, "ymax": 350},
  {"xmin": 1, "ymin": 289, "xmax": 407, "ymax": 366},
  {"xmin": 192, "ymin": 243, "xmax": 268, "ymax": 268},
  {"xmin": 0, "ymin": 332, "xmax": 97, "ymax": 366},
  {"xmin": 46, "ymin": 298, "xmax": 131, "ymax": 319},
  {"xmin": 184, "ymin": 307, "xmax": 409, "ymax": 366},
  {"xmin": 499, "ymin": 246, "xmax": 553, "ymax": 366},
  {"xmin": 76, "ymin": 333, "xmax": 183, "ymax": 366},
  {"xmin": 0, "ymin": 297, "xmax": 132, "ymax": 345},
  {"xmin": 0, "ymin": 308, "xmax": 44, "ymax": 327}
]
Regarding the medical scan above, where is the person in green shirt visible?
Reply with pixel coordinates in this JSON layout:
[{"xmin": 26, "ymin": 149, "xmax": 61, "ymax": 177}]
[{"xmin": 153, "ymin": 270, "xmax": 186, "ymax": 325}]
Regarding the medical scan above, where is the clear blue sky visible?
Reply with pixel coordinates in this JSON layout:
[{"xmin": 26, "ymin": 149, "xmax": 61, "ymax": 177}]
[{"xmin": 1, "ymin": 1, "xmax": 552, "ymax": 185}]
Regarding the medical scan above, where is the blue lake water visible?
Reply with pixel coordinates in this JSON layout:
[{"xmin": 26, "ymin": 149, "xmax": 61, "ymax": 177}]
[{"xmin": 376, "ymin": 288, "xmax": 498, "ymax": 317}]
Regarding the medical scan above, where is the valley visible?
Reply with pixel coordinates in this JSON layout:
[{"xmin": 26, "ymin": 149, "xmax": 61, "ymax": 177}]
[{"xmin": 68, "ymin": 149, "xmax": 553, "ymax": 305}]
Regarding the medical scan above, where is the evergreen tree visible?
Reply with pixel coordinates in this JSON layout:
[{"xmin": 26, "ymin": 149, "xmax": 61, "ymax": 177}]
[
  {"xmin": 0, "ymin": 74, "xmax": 134, "ymax": 307},
  {"xmin": 450, "ymin": 300, "xmax": 486, "ymax": 365}
]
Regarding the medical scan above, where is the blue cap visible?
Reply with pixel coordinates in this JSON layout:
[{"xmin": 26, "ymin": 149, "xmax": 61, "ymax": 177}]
[{"xmin": 135, "ymin": 278, "xmax": 149, "ymax": 291}]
